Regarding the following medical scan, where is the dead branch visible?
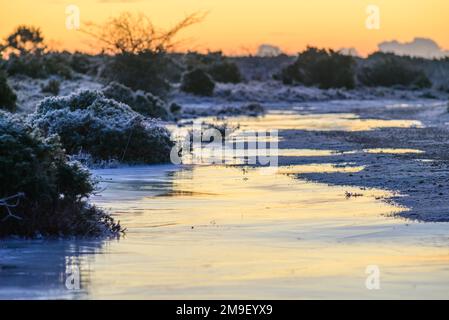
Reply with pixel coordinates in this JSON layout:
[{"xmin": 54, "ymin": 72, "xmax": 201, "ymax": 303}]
[
  {"xmin": 0, "ymin": 192, "xmax": 25, "ymax": 222},
  {"xmin": 80, "ymin": 11, "xmax": 206, "ymax": 54}
]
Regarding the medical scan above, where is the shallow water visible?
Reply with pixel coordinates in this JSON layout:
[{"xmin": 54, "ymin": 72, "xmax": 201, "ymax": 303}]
[
  {"xmin": 188, "ymin": 111, "xmax": 423, "ymax": 132},
  {"xmin": 2, "ymin": 111, "xmax": 449, "ymax": 299}
]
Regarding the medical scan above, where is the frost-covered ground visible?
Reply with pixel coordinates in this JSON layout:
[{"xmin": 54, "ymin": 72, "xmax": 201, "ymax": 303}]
[
  {"xmin": 172, "ymin": 80, "xmax": 449, "ymax": 105},
  {"xmin": 9, "ymin": 74, "xmax": 103, "ymax": 113},
  {"xmin": 10, "ymin": 74, "xmax": 449, "ymax": 115}
]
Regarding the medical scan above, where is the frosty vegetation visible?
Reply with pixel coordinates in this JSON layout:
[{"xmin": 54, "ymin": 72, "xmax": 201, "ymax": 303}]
[
  {"xmin": 41, "ymin": 78, "xmax": 61, "ymax": 95},
  {"xmin": 102, "ymin": 81, "xmax": 172, "ymax": 120},
  {"xmin": 0, "ymin": 111, "xmax": 122, "ymax": 238},
  {"xmin": 29, "ymin": 90, "xmax": 173, "ymax": 164}
]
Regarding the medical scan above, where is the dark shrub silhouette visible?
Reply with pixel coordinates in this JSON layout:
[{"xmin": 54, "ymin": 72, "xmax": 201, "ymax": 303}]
[
  {"xmin": 4, "ymin": 25, "xmax": 45, "ymax": 55},
  {"xmin": 70, "ymin": 52, "xmax": 93, "ymax": 74},
  {"xmin": 41, "ymin": 79, "xmax": 60, "ymax": 95},
  {"xmin": 83, "ymin": 12, "xmax": 204, "ymax": 97},
  {"xmin": 104, "ymin": 51, "xmax": 171, "ymax": 97},
  {"xmin": 208, "ymin": 61, "xmax": 242, "ymax": 83},
  {"xmin": 0, "ymin": 71, "xmax": 17, "ymax": 112},
  {"xmin": 3, "ymin": 27, "xmax": 73, "ymax": 79},
  {"xmin": 5, "ymin": 52, "xmax": 73, "ymax": 79},
  {"xmin": 181, "ymin": 68, "xmax": 215, "ymax": 96},
  {"xmin": 358, "ymin": 53, "xmax": 431, "ymax": 88},
  {"xmin": 184, "ymin": 51, "xmax": 242, "ymax": 83},
  {"xmin": 277, "ymin": 47, "xmax": 355, "ymax": 89}
]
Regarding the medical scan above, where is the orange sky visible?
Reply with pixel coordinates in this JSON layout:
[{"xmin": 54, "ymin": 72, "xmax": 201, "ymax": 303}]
[{"xmin": 1, "ymin": 0, "xmax": 448, "ymax": 56}]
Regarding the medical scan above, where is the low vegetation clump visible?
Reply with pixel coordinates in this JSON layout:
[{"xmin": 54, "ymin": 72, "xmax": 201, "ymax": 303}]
[
  {"xmin": 0, "ymin": 71, "xmax": 17, "ymax": 112},
  {"xmin": 29, "ymin": 90, "xmax": 173, "ymax": 164},
  {"xmin": 184, "ymin": 51, "xmax": 242, "ymax": 83},
  {"xmin": 0, "ymin": 111, "xmax": 122, "ymax": 238},
  {"xmin": 102, "ymin": 51, "xmax": 171, "ymax": 97},
  {"xmin": 5, "ymin": 52, "xmax": 73, "ymax": 79},
  {"xmin": 102, "ymin": 81, "xmax": 171, "ymax": 120},
  {"xmin": 358, "ymin": 53, "xmax": 432, "ymax": 88},
  {"xmin": 1, "ymin": 26, "xmax": 73, "ymax": 79},
  {"xmin": 207, "ymin": 61, "xmax": 242, "ymax": 84},
  {"xmin": 69, "ymin": 52, "xmax": 96, "ymax": 74},
  {"xmin": 169, "ymin": 102, "xmax": 182, "ymax": 114},
  {"xmin": 181, "ymin": 68, "xmax": 215, "ymax": 96},
  {"xmin": 84, "ymin": 12, "xmax": 204, "ymax": 97},
  {"xmin": 41, "ymin": 79, "xmax": 61, "ymax": 95},
  {"xmin": 277, "ymin": 47, "xmax": 356, "ymax": 89}
]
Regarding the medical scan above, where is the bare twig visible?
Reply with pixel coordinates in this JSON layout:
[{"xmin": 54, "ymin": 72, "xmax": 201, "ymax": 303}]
[
  {"xmin": 80, "ymin": 11, "xmax": 206, "ymax": 54},
  {"xmin": 0, "ymin": 192, "xmax": 25, "ymax": 222}
]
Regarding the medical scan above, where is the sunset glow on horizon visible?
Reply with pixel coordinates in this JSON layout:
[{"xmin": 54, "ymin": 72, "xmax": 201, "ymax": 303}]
[{"xmin": 1, "ymin": 0, "xmax": 449, "ymax": 56}]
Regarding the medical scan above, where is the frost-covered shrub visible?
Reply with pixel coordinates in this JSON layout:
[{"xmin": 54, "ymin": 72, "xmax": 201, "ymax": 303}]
[
  {"xmin": 0, "ymin": 71, "xmax": 17, "ymax": 112},
  {"xmin": 30, "ymin": 90, "xmax": 173, "ymax": 164},
  {"xmin": 358, "ymin": 53, "xmax": 431, "ymax": 88},
  {"xmin": 277, "ymin": 47, "xmax": 355, "ymax": 89},
  {"xmin": 102, "ymin": 82, "xmax": 171, "ymax": 120},
  {"xmin": 0, "ymin": 111, "xmax": 122, "ymax": 237},
  {"xmin": 181, "ymin": 68, "xmax": 215, "ymax": 96},
  {"xmin": 41, "ymin": 79, "xmax": 60, "ymax": 95}
]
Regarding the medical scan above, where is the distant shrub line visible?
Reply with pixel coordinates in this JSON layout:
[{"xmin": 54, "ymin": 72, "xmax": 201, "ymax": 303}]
[{"xmin": 276, "ymin": 48, "xmax": 433, "ymax": 89}]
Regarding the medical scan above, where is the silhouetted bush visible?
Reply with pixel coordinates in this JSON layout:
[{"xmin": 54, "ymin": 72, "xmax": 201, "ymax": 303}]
[
  {"xmin": 169, "ymin": 102, "xmax": 182, "ymax": 114},
  {"xmin": 70, "ymin": 52, "xmax": 93, "ymax": 74},
  {"xmin": 102, "ymin": 82, "xmax": 171, "ymax": 120},
  {"xmin": 207, "ymin": 61, "xmax": 242, "ymax": 83},
  {"xmin": 103, "ymin": 51, "xmax": 171, "ymax": 97},
  {"xmin": 277, "ymin": 47, "xmax": 355, "ymax": 89},
  {"xmin": 0, "ymin": 71, "xmax": 17, "ymax": 112},
  {"xmin": 5, "ymin": 52, "xmax": 73, "ymax": 79},
  {"xmin": 5, "ymin": 53, "xmax": 46, "ymax": 78},
  {"xmin": 184, "ymin": 51, "xmax": 242, "ymax": 83},
  {"xmin": 30, "ymin": 90, "xmax": 173, "ymax": 164},
  {"xmin": 358, "ymin": 53, "xmax": 432, "ymax": 88},
  {"xmin": 181, "ymin": 68, "xmax": 215, "ymax": 96},
  {"xmin": 3, "ymin": 27, "xmax": 73, "ymax": 79},
  {"xmin": 41, "ymin": 79, "xmax": 60, "ymax": 95},
  {"xmin": 85, "ymin": 12, "xmax": 204, "ymax": 97},
  {"xmin": 0, "ymin": 111, "xmax": 122, "ymax": 237}
]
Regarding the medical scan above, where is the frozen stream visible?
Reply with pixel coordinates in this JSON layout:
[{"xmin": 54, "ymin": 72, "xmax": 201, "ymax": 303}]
[{"xmin": 1, "ymin": 111, "xmax": 449, "ymax": 299}]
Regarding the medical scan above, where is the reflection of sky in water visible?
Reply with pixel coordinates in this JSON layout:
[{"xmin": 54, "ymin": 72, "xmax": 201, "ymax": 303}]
[
  {"xmin": 0, "ymin": 240, "xmax": 106, "ymax": 299},
  {"xmin": 2, "ymin": 112, "xmax": 449, "ymax": 300},
  {"xmin": 184, "ymin": 112, "xmax": 422, "ymax": 132}
]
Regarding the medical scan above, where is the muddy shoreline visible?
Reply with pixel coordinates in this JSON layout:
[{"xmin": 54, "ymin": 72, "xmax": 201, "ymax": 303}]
[{"xmin": 277, "ymin": 100, "xmax": 449, "ymax": 222}]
